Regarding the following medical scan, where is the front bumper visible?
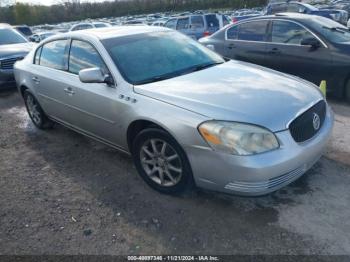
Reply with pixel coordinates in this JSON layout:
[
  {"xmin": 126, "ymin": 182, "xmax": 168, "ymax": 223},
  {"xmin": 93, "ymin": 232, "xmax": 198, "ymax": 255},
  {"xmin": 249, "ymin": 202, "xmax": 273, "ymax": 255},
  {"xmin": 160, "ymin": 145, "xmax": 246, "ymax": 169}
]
[
  {"xmin": 185, "ymin": 105, "xmax": 334, "ymax": 196},
  {"xmin": 0, "ymin": 69, "xmax": 16, "ymax": 89}
]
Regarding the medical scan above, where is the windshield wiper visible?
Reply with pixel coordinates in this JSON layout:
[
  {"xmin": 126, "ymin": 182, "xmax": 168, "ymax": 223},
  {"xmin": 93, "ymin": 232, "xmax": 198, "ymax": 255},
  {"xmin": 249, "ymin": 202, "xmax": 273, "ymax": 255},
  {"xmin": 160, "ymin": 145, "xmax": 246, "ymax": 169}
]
[
  {"xmin": 135, "ymin": 62, "xmax": 224, "ymax": 85},
  {"xmin": 136, "ymin": 74, "xmax": 175, "ymax": 85},
  {"xmin": 189, "ymin": 62, "xmax": 224, "ymax": 73}
]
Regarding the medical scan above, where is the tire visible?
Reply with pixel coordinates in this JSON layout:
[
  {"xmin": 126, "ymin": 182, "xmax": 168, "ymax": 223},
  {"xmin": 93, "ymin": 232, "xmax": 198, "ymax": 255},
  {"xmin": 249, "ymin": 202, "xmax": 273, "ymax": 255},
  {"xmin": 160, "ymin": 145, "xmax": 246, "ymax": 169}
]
[
  {"xmin": 132, "ymin": 128, "xmax": 193, "ymax": 194},
  {"xmin": 23, "ymin": 90, "xmax": 53, "ymax": 129},
  {"xmin": 345, "ymin": 80, "xmax": 350, "ymax": 104}
]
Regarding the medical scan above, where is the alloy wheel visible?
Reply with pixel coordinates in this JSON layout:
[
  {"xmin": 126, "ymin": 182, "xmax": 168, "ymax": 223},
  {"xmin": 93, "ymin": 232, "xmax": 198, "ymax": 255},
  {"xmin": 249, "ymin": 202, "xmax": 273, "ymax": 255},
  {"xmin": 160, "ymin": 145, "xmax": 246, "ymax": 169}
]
[
  {"xmin": 26, "ymin": 94, "xmax": 41, "ymax": 125},
  {"xmin": 140, "ymin": 138, "xmax": 183, "ymax": 187}
]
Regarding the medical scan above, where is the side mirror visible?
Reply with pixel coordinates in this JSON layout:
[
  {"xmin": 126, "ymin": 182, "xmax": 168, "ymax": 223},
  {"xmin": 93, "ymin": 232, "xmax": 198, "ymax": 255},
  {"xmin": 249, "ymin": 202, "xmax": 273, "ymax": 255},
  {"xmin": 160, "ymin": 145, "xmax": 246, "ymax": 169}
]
[
  {"xmin": 79, "ymin": 68, "xmax": 114, "ymax": 86},
  {"xmin": 301, "ymin": 37, "xmax": 321, "ymax": 49}
]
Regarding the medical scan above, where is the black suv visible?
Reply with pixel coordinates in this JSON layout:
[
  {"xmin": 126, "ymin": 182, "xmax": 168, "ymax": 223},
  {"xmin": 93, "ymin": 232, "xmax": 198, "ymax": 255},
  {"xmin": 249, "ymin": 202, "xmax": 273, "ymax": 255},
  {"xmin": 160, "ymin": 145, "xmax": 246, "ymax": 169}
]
[{"xmin": 0, "ymin": 24, "xmax": 32, "ymax": 89}]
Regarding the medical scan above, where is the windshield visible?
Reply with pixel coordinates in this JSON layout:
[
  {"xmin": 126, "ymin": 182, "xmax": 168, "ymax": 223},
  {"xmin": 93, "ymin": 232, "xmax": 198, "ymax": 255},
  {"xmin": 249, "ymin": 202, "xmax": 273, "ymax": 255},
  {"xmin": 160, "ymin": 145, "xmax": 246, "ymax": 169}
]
[
  {"xmin": 309, "ymin": 16, "xmax": 350, "ymax": 43},
  {"xmin": 103, "ymin": 31, "xmax": 224, "ymax": 85},
  {"xmin": 16, "ymin": 26, "xmax": 32, "ymax": 36},
  {"xmin": 0, "ymin": 28, "xmax": 28, "ymax": 45},
  {"xmin": 94, "ymin": 23, "xmax": 107, "ymax": 28}
]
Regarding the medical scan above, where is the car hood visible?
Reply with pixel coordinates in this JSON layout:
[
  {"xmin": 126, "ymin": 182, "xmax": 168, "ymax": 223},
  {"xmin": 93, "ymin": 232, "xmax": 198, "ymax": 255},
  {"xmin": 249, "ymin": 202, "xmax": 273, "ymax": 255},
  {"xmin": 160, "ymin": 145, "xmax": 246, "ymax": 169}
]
[
  {"xmin": 0, "ymin": 42, "xmax": 33, "ymax": 58},
  {"xmin": 134, "ymin": 60, "xmax": 324, "ymax": 132}
]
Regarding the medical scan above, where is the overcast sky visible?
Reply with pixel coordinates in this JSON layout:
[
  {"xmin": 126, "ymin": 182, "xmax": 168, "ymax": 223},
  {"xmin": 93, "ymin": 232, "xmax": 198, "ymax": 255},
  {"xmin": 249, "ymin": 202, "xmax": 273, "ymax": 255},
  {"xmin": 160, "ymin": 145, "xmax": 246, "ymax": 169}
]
[{"xmin": 12, "ymin": 0, "xmax": 113, "ymax": 5}]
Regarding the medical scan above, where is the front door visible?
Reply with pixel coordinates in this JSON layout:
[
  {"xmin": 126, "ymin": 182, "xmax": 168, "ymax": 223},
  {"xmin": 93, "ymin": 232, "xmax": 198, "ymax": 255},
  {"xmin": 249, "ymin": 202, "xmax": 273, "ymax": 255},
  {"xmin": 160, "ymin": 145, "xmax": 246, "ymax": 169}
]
[
  {"xmin": 265, "ymin": 20, "xmax": 332, "ymax": 86},
  {"xmin": 62, "ymin": 39, "xmax": 125, "ymax": 145}
]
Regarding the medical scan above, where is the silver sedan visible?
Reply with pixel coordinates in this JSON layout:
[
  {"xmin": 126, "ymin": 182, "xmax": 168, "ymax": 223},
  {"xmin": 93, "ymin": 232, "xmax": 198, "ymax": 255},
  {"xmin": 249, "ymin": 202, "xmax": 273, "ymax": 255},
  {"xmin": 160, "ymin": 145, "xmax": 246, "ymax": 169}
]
[{"xmin": 14, "ymin": 26, "xmax": 334, "ymax": 196}]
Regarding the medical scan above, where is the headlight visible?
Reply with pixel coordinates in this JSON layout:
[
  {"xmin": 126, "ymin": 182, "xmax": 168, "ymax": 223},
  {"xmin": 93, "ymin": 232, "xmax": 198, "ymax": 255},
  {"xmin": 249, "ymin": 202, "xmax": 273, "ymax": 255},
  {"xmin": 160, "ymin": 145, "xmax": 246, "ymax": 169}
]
[{"xmin": 198, "ymin": 121, "xmax": 279, "ymax": 156}]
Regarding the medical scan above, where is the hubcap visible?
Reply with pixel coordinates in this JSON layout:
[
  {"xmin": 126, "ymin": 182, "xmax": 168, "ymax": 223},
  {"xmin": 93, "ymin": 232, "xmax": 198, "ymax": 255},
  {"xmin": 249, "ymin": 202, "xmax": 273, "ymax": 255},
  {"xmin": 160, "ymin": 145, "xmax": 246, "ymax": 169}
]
[
  {"xmin": 26, "ymin": 95, "xmax": 41, "ymax": 125},
  {"xmin": 140, "ymin": 139, "xmax": 183, "ymax": 187}
]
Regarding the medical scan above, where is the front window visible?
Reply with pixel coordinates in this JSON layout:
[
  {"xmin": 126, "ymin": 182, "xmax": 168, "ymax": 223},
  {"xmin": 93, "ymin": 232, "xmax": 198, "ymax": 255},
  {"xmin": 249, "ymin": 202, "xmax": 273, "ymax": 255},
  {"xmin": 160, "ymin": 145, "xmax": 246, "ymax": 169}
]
[
  {"xmin": 0, "ymin": 28, "xmax": 27, "ymax": 45},
  {"xmin": 271, "ymin": 20, "xmax": 315, "ymax": 45},
  {"xmin": 103, "ymin": 31, "xmax": 224, "ymax": 85},
  {"xmin": 309, "ymin": 16, "xmax": 350, "ymax": 43},
  {"xmin": 68, "ymin": 40, "xmax": 108, "ymax": 75},
  {"xmin": 191, "ymin": 16, "xmax": 204, "ymax": 29}
]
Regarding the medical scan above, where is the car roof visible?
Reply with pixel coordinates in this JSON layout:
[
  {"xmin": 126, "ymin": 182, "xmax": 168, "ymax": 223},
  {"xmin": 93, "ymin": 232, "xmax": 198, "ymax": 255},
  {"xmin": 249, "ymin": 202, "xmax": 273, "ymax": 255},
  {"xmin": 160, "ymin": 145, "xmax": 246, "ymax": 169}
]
[
  {"xmin": 64, "ymin": 26, "xmax": 170, "ymax": 40},
  {"xmin": 239, "ymin": 12, "xmax": 319, "ymax": 22}
]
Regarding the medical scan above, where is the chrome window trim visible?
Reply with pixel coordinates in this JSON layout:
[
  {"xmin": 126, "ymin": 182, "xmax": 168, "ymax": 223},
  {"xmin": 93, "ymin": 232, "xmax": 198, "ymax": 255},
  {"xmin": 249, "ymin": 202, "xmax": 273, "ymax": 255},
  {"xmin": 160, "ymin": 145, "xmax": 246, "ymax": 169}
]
[
  {"xmin": 32, "ymin": 37, "xmax": 115, "ymax": 86},
  {"xmin": 225, "ymin": 18, "xmax": 328, "ymax": 48}
]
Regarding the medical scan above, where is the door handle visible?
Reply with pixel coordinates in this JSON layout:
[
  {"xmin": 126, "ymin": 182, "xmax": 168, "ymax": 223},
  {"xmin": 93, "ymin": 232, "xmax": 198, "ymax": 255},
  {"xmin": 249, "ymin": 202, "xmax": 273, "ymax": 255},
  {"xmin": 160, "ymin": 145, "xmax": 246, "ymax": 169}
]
[
  {"xmin": 32, "ymin": 76, "xmax": 40, "ymax": 84},
  {"xmin": 268, "ymin": 48, "xmax": 281, "ymax": 55},
  {"xmin": 228, "ymin": 43, "xmax": 236, "ymax": 49},
  {"xmin": 64, "ymin": 87, "xmax": 75, "ymax": 95}
]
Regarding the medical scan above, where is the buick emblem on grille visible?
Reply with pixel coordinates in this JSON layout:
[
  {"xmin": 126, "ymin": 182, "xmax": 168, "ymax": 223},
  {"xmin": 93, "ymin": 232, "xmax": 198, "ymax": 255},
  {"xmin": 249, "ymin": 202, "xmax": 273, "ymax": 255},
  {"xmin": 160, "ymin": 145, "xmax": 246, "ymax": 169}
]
[{"xmin": 313, "ymin": 113, "xmax": 321, "ymax": 131}]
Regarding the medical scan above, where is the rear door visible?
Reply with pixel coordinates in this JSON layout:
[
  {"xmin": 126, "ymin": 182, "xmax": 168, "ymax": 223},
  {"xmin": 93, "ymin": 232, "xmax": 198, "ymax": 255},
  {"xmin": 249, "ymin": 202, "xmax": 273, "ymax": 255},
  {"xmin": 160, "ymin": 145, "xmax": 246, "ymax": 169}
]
[
  {"xmin": 31, "ymin": 39, "xmax": 74, "ymax": 123},
  {"xmin": 265, "ymin": 19, "xmax": 332, "ymax": 85},
  {"xmin": 224, "ymin": 20, "xmax": 269, "ymax": 66}
]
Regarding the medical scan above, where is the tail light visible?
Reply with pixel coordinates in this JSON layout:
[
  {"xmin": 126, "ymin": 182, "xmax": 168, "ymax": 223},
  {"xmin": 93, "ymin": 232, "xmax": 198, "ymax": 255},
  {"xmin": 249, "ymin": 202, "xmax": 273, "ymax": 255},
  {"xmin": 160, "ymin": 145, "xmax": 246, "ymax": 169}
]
[
  {"xmin": 203, "ymin": 31, "xmax": 211, "ymax": 37},
  {"xmin": 232, "ymin": 17, "xmax": 238, "ymax": 23}
]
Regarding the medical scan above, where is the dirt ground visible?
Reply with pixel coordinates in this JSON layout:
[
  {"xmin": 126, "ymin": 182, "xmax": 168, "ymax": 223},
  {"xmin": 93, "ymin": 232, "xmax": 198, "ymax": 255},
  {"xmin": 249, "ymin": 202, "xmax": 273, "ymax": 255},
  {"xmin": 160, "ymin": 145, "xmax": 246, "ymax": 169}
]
[{"xmin": 0, "ymin": 89, "xmax": 350, "ymax": 255}]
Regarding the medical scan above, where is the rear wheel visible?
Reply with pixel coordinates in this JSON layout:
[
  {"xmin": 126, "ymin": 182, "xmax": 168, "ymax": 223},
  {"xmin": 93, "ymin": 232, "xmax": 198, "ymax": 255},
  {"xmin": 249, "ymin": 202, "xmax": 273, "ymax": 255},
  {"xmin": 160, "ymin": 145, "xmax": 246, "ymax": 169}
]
[
  {"xmin": 132, "ymin": 128, "xmax": 193, "ymax": 194},
  {"xmin": 23, "ymin": 90, "xmax": 53, "ymax": 129}
]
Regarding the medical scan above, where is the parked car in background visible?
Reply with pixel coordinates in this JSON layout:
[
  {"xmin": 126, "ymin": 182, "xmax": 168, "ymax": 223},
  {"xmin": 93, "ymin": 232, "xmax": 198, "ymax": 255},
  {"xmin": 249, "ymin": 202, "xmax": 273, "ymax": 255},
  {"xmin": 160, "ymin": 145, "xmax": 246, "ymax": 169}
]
[
  {"xmin": 164, "ymin": 14, "xmax": 231, "ymax": 39},
  {"xmin": 14, "ymin": 26, "xmax": 333, "ymax": 196},
  {"xmin": 13, "ymin": 25, "xmax": 33, "ymax": 39},
  {"xmin": 0, "ymin": 24, "xmax": 32, "ymax": 89},
  {"xmin": 69, "ymin": 22, "xmax": 110, "ymax": 31},
  {"xmin": 200, "ymin": 13, "xmax": 350, "ymax": 102},
  {"xmin": 231, "ymin": 10, "xmax": 262, "ymax": 23},
  {"xmin": 266, "ymin": 1, "xmax": 348, "ymax": 25},
  {"xmin": 151, "ymin": 20, "xmax": 166, "ymax": 26},
  {"xmin": 29, "ymin": 32, "xmax": 56, "ymax": 43}
]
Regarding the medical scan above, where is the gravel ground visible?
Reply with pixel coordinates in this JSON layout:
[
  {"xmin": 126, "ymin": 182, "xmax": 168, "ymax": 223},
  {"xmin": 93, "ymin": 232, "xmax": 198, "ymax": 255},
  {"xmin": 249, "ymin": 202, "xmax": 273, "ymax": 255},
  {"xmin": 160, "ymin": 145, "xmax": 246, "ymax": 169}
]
[{"xmin": 0, "ymin": 90, "xmax": 349, "ymax": 255}]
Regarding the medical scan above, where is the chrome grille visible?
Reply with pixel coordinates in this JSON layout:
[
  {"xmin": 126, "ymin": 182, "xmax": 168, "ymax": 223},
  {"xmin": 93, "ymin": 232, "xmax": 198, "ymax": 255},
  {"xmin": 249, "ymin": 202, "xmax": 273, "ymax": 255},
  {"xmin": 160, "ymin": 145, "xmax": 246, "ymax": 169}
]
[
  {"xmin": 289, "ymin": 100, "xmax": 326, "ymax": 143},
  {"xmin": 0, "ymin": 57, "xmax": 24, "ymax": 70}
]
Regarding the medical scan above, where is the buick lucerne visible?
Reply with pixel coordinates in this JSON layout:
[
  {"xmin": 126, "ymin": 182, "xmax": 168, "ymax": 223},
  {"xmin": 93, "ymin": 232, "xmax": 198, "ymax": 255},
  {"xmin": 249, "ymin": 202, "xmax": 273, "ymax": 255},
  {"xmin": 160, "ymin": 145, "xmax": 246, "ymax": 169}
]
[{"xmin": 14, "ymin": 26, "xmax": 334, "ymax": 196}]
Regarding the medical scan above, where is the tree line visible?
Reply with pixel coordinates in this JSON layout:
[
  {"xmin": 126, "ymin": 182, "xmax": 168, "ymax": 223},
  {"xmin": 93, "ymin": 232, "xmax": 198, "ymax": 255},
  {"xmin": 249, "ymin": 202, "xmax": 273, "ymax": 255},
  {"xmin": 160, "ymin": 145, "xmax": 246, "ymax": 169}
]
[{"xmin": 0, "ymin": 0, "xmax": 267, "ymax": 26}]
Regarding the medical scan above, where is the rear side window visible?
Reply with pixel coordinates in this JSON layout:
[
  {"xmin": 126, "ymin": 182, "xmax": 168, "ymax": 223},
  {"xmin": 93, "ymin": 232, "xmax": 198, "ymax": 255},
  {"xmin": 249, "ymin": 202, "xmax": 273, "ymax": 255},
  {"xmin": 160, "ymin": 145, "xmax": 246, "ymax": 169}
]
[
  {"xmin": 34, "ymin": 46, "xmax": 42, "ymax": 65},
  {"xmin": 177, "ymin": 18, "xmax": 190, "ymax": 30},
  {"xmin": 191, "ymin": 16, "xmax": 204, "ymax": 29},
  {"xmin": 205, "ymin": 15, "xmax": 219, "ymax": 28},
  {"xmin": 237, "ymin": 21, "xmax": 268, "ymax": 41},
  {"xmin": 271, "ymin": 20, "xmax": 315, "ymax": 45},
  {"xmin": 39, "ymin": 39, "xmax": 68, "ymax": 70},
  {"xmin": 68, "ymin": 40, "xmax": 108, "ymax": 75}
]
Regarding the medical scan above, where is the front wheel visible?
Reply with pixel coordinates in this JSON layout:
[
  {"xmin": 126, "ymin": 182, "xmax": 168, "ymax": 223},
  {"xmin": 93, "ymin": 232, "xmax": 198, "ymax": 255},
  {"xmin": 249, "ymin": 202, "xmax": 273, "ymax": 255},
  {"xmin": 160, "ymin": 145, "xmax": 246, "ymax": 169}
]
[
  {"xmin": 23, "ymin": 90, "xmax": 53, "ymax": 129},
  {"xmin": 132, "ymin": 128, "xmax": 193, "ymax": 194}
]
